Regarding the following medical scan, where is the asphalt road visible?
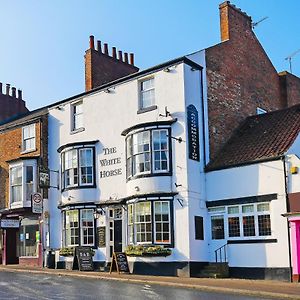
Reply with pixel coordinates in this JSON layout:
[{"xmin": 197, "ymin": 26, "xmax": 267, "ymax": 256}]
[{"xmin": 0, "ymin": 271, "xmax": 272, "ymax": 300}]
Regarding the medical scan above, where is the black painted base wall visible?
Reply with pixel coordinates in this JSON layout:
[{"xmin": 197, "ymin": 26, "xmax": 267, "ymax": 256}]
[{"xmin": 229, "ymin": 267, "xmax": 291, "ymax": 282}]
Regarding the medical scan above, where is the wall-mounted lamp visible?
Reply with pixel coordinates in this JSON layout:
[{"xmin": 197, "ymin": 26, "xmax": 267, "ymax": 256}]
[
  {"xmin": 134, "ymin": 186, "xmax": 140, "ymax": 192},
  {"xmin": 167, "ymin": 135, "xmax": 183, "ymax": 143},
  {"xmin": 174, "ymin": 183, "xmax": 182, "ymax": 188},
  {"xmin": 67, "ymin": 196, "xmax": 74, "ymax": 201},
  {"xmin": 291, "ymin": 166, "xmax": 299, "ymax": 174},
  {"xmin": 163, "ymin": 67, "xmax": 171, "ymax": 72},
  {"xmin": 94, "ymin": 208, "xmax": 105, "ymax": 219},
  {"xmin": 55, "ymin": 105, "xmax": 64, "ymax": 111}
]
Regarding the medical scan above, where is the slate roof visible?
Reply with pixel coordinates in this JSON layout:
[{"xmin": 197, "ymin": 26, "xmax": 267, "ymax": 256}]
[{"xmin": 206, "ymin": 104, "xmax": 300, "ymax": 171}]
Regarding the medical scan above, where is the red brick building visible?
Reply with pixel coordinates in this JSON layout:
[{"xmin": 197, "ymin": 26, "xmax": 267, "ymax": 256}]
[
  {"xmin": 0, "ymin": 109, "xmax": 48, "ymax": 267},
  {"xmin": 0, "ymin": 82, "xmax": 28, "ymax": 124},
  {"xmin": 205, "ymin": 1, "xmax": 300, "ymax": 160}
]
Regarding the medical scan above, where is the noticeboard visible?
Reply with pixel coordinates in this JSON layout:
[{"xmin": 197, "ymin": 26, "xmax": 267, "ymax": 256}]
[
  {"xmin": 39, "ymin": 166, "xmax": 50, "ymax": 188},
  {"xmin": 97, "ymin": 226, "xmax": 106, "ymax": 248},
  {"xmin": 110, "ymin": 252, "xmax": 130, "ymax": 274},
  {"xmin": 75, "ymin": 246, "xmax": 94, "ymax": 271}
]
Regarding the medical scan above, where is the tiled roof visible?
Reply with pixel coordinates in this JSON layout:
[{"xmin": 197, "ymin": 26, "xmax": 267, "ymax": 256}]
[{"xmin": 206, "ymin": 104, "xmax": 300, "ymax": 171}]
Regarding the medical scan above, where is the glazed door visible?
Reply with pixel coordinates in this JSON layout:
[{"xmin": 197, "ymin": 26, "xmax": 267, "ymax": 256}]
[
  {"xmin": 113, "ymin": 220, "xmax": 122, "ymax": 252},
  {"xmin": 6, "ymin": 229, "xmax": 19, "ymax": 264}
]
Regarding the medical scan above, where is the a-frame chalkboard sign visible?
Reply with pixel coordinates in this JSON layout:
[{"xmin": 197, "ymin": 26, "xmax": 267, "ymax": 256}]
[{"xmin": 109, "ymin": 252, "xmax": 130, "ymax": 274}]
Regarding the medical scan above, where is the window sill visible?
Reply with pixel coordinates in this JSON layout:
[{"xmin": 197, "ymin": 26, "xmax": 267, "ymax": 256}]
[
  {"xmin": 126, "ymin": 171, "xmax": 172, "ymax": 182},
  {"xmin": 62, "ymin": 184, "xmax": 96, "ymax": 192},
  {"xmin": 137, "ymin": 105, "xmax": 157, "ymax": 114},
  {"xmin": 70, "ymin": 127, "xmax": 85, "ymax": 135},
  {"xmin": 21, "ymin": 148, "xmax": 37, "ymax": 155}
]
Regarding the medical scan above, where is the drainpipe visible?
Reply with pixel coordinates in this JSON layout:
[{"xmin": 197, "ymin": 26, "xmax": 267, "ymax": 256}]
[{"xmin": 282, "ymin": 155, "xmax": 293, "ymax": 282}]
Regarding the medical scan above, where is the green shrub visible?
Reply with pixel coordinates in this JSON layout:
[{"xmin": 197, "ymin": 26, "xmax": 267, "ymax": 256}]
[{"xmin": 125, "ymin": 245, "xmax": 171, "ymax": 257}]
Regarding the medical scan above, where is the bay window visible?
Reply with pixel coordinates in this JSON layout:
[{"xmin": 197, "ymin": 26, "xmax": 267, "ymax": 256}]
[
  {"xmin": 62, "ymin": 209, "xmax": 95, "ymax": 247},
  {"xmin": 127, "ymin": 200, "xmax": 172, "ymax": 245},
  {"xmin": 61, "ymin": 147, "xmax": 95, "ymax": 190},
  {"xmin": 126, "ymin": 128, "xmax": 171, "ymax": 179},
  {"xmin": 9, "ymin": 160, "xmax": 37, "ymax": 207}
]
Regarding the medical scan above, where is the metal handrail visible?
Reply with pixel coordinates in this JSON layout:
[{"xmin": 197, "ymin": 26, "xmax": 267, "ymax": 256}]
[{"xmin": 214, "ymin": 243, "xmax": 228, "ymax": 263}]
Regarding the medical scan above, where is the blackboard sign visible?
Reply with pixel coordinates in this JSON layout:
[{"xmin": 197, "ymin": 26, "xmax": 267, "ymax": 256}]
[
  {"xmin": 110, "ymin": 252, "xmax": 130, "ymax": 274},
  {"xmin": 75, "ymin": 246, "xmax": 94, "ymax": 271},
  {"xmin": 97, "ymin": 226, "xmax": 106, "ymax": 248},
  {"xmin": 187, "ymin": 104, "xmax": 200, "ymax": 161}
]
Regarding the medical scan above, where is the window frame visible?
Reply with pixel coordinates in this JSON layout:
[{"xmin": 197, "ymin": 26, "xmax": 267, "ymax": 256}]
[
  {"xmin": 22, "ymin": 123, "xmax": 36, "ymax": 153},
  {"xmin": 71, "ymin": 101, "xmax": 84, "ymax": 132},
  {"xmin": 209, "ymin": 202, "xmax": 272, "ymax": 240},
  {"xmin": 9, "ymin": 159, "xmax": 37, "ymax": 208},
  {"xmin": 139, "ymin": 77, "xmax": 155, "ymax": 110},
  {"xmin": 61, "ymin": 146, "xmax": 96, "ymax": 191},
  {"xmin": 125, "ymin": 127, "xmax": 172, "ymax": 180},
  {"xmin": 62, "ymin": 208, "xmax": 96, "ymax": 248},
  {"xmin": 127, "ymin": 199, "xmax": 173, "ymax": 247}
]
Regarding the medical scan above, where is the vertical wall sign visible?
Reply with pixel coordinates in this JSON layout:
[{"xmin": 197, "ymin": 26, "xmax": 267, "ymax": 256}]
[{"xmin": 187, "ymin": 104, "xmax": 200, "ymax": 161}]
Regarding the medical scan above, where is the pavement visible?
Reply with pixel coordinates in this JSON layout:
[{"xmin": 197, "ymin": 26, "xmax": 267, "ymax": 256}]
[{"xmin": 0, "ymin": 265, "xmax": 300, "ymax": 300}]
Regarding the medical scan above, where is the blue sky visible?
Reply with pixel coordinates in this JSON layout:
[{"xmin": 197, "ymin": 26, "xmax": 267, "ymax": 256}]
[{"xmin": 0, "ymin": 0, "xmax": 299, "ymax": 110}]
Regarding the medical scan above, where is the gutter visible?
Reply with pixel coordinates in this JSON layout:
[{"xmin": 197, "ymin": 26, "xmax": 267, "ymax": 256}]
[{"xmin": 282, "ymin": 155, "xmax": 293, "ymax": 282}]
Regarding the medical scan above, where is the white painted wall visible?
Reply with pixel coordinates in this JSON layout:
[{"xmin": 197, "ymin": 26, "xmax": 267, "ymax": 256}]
[
  {"xmin": 206, "ymin": 160, "xmax": 290, "ymax": 268},
  {"xmin": 48, "ymin": 60, "xmax": 206, "ymax": 262}
]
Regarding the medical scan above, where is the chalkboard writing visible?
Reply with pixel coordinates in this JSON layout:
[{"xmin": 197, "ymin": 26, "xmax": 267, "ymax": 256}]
[
  {"xmin": 75, "ymin": 246, "xmax": 94, "ymax": 271},
  {"xmin": 97, "ymin": 226, "xmax": 106, "ymax": 248},
  {"xmin": 187, "ymin": 104, "xmax": 200, "ymax": 161},
  {"xmin": 110, "ymin": 252, "xmax": 130, "ymax": 274}
]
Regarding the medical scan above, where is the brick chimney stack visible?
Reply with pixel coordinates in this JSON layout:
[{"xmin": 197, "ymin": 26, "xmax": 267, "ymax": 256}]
[
  {"xmin": 0, "ymin": 81, "xmax": 29, "ymax": 123},
  {"xmin": 219, "ymin": 1, "xmax": 252, "ymax": 42},
  {"xmin": 85, "ymin": 35, "xmax": 139, "ymax": 92}
]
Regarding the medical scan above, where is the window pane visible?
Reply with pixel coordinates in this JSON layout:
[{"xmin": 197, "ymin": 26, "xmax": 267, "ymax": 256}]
[
  {"xmin": 211, "ymin": 215, "xmax": 224, "ymax": 239},
  {"xmin": 243, "ymin": 216, "xmax": 255, "ymax": 236},
  {"xmin": 135, "ymin": 202, "xmax": 152, "ymax": 243},
  {"xmin": 257, "ymin": 203, "xmax": 270, "ymax": 212},
  {"xmin": 228, "ymin": 217, "xmax": 240, "ymax": 237},
  {"xmin": 81, "ymin": 209, "xmax": 94, "ymax": 246},
  {"xmin": 242, "ymin": 205, "xmax": 254, "ymax": 213},
  {"xmin": 258, "ymin": 215, "xmax": 271, "ymax": 236},
  {"xmin": 228, "ymin": 206, "xmax": 239, "ymax": 214}
]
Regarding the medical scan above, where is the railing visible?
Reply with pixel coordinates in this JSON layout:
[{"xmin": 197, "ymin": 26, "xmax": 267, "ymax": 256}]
[{"xmin": 215, "ymin": 243, "xmax": 228, "ymax": 263}]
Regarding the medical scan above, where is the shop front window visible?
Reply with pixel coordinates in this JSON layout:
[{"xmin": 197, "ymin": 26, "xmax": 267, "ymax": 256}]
[
  {"xmin": 62, "ymin": 209, "xmax": 95, "ymax": 247},
  {"xmin": 19, "ymin": 218, "xmax": 39, "ymax": 257},
  {"xmin": 127, "ymin": 200, "xmax": 172, "ymax": 245}
]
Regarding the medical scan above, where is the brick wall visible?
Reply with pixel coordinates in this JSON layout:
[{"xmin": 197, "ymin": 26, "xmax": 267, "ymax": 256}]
[
  {"xmin": 85, "ymin": 36, "xmax": 139, "ymax": 91},
  {"xmin": 279, "ymin": 72, "xmax": 300, "ymax": 108},
  {"xmin": 0, "ymin": 114, "xmax": 48, "ymax": 208},
  {"xmin": 205, "ymin": 1, "xmax": 299, "ymax": 160},
  {"xmin": 0, "ymin": 83, "xmax": 28, "ymax": 124}
]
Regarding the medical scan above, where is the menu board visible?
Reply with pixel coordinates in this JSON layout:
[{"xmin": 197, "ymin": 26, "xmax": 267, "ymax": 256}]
[
  {"xmin": 110, "ymin": 252, "xmax": 130, "ymax": 274},
  {"xmin": 97, "ymin": 226, "xmax": 106, "ymax": 248},
  {"xmin": 75, "ymin": 246, "xmax": 94, "ymax": 271}
]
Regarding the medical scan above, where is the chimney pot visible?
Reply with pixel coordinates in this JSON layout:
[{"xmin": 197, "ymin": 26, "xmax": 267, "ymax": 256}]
[
  {"xmin": 97, "ymin": 40, "xmax": 102, "ymax": 53},
  {"xmin": 104, "ymin": 43, "xmax": 109, "ymax": 55},
  {"xmin": 6, "ymin": 84, "xmax": 10, "ymax": 95},
  {"xmin": 118, "ymin": 50, "xmax": 123, "ymax": 62},
  {"xmin": 0, "ymin": 82, "xmax": 2, "ymax": 94},
  {"xmin": 112, "ymin": 47, "xmax": 117, "ymax": 58},
  {"xmin": 129, "ymin": 53, "xmax": 134, "ymax": 66},
  {"xmin": 11, "ymin": 87, "xmax": 16, "ymax": 98},
  {"xmin": 124, "ymin": 53, "xmax": 129, "ymax": 64},
  {"xmin": 18, "ymin": 89, "xmax": 22, "ymax": 100},
  {"xmin": 89, "ymin": 35, "xmax": 95, "ymax": 50}
]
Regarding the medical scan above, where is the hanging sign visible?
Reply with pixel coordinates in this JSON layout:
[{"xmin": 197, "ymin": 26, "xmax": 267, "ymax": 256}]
[
  {"xmin": 187, "ymin": 104, "xmax": 200, "ymax": 161},
  {"xmin": 39, "ymin": 166, "xmax": 50, "ymax": 188},
  {"xmin": 110, "ymin": 252, "xmax": 130, "ymax": 274},
  {"xmin": 32, "ymin": 192, "xmax": 43, "ymax": 214}
]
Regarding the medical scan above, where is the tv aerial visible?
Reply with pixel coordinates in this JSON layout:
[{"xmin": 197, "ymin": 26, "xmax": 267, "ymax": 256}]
[
  {"xmin": 252, "ymin": 16, "xmax": 268, "ymax": 29},
  {"xmin": 285, "ymin": 49, "xmax": 300, "ymax": 74}
]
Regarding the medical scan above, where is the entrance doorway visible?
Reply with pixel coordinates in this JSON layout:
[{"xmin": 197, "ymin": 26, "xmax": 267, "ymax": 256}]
[
  {"xmin": 108, "ymin": 207, "xmax": 123, "ymax": 257},
  {"xmin": 5, "ymin": 228, "xmax": 19, "ymax": 264}
]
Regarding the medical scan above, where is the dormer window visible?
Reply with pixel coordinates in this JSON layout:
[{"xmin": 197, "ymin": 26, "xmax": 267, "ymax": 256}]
[{"xmin": 22, "ymin": 124, "xmax": 36, "ymax": 152}]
